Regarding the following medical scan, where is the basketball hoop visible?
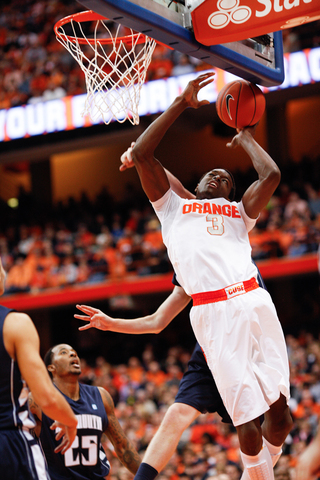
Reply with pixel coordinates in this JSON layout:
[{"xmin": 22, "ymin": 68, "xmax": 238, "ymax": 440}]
[{"xmin": 54, "ymin": 11, "xmax": 157, "ymax": 125}]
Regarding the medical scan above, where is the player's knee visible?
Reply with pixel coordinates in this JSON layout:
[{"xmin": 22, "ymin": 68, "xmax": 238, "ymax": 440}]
[
  {"xmin": 271, "ymin": 408, "xmax": 293, "ymax": 440},
  {"xmin": 268, "ymin": 397, "xmax": 293, "ymax": 434},
  {"xmin": 283, "ymin": 408, "xmax": 294, "ymax": 434},
  {"xmin": 162, "ymin": 403, "xmax": 199, "ymax": 432},
  {"xmin": 237, "ymin": 420, "xmax": 262, "ymax": 455},
  {"xmin": 264, "ymin": 402, "xmax": 293, "ymax": 445}
]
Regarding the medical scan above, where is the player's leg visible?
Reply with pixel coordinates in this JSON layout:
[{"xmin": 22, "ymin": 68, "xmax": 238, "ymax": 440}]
[
  {"xmin": 261, "ymin": 394, "xmax": 293, "ymax": 466},
  {"xmin": 135, "ymin": 402, "xmax": 200, "ymax": 480},
  {"xmin": 233, "ymin": 376, "xmax": 288, "ymax": 480},
  {"xmin": 237, "ymin": 419, "xmax": 274, "ymax": 480},
  {"xmin": 143, "ymin": 402, "xmax": 200, "ymax": 470},
  {"xmin": 237, "ymin": 395, "xmax": 292, "ymax": 480},
  {"xmin": 236, "ymin": 418, "xmax": 263, "ymax": 456},
  {"xmin": 135, "ymin": 341, "xmax": 226, "ymax": 480}
]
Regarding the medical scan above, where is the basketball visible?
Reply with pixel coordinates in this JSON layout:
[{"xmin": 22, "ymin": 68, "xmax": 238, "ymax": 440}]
[{"xmin": 216, "ymin": 80, "xmax": 266, "ymax": 129}]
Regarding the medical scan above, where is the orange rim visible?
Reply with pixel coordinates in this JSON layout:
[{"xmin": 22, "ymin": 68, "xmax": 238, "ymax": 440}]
[{"xmin": 54, "ymin": 10, "xmax": 148, "ymax": 46}]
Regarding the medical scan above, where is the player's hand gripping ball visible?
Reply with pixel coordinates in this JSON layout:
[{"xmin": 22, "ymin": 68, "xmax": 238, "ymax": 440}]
[{"xmin": 216, "ymin": 80, "xmax": 265, "ymax": 129}]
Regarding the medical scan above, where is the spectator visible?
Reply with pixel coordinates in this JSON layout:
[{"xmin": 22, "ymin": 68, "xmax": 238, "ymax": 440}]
[{"xmin": 284, "ymin": 192, "xmax": 311, "ymax": 222}]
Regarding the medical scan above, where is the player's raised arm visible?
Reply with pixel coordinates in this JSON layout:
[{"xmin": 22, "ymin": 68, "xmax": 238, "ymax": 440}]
[
  {"xmin": 75, "ymin": 285, "xmax": 191, "ymax": 334},
  {"xmin": 227, "ymin": 126, "xmax": 280, "ymax": 219},
  {"xmin": 129, "ymin": 72, "xmax": 214, "ymax": 202},
  {"xmin": 99, "ymin": 387, "xmax": 141, "ymax": 474}
]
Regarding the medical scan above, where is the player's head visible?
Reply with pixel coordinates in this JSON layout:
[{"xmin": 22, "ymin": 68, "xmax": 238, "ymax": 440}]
[
  {"xmin": 0, "ymin": 258, "xmax": 6, "ymax": 296},
  {"xmin": 195, "ymin": 168, "xmax": 236, "ymax": 201},
  {"xmin": 44, "ymin": 344, "xmax": 81, "ymax": 379}
]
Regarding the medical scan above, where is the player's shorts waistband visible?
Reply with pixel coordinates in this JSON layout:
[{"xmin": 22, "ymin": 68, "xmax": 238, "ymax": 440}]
[{"xmin": 191, "ymin": 278, "xmax": 259, "ymax": 305}]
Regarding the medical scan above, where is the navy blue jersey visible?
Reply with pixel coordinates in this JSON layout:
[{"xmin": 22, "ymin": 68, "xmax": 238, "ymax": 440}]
[
  {"xmin": 0, "ymin": 305, "xmax": 35, "ymax": 431},
  {"xmin": 0, "ymin": 305, "xmax": 49, "ymax": 480},
  {"xmin": 172, "ymin": 261, "xmax": 267, "ymax": 420},
  {"xmin": 40, "ymin": 383, "xmax": 110, "ymax": 480}
]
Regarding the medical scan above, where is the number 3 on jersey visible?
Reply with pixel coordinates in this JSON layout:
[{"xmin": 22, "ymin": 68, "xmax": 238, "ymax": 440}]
[
  {"xmin": 65, "ymin": 434, "xmax": 98, "ymax": 466},
  {"xmin": 207, "ymin": 214, "xmax": 224, "ymax": 235}
]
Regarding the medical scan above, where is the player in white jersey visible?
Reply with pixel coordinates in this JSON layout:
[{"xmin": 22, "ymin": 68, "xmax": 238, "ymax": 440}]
[{"xmin": 119, "ymin": 72, "xmax": 293, "ymax": 480}]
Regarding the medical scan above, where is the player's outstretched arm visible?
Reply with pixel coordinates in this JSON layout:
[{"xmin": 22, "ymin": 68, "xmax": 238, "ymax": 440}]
[
  {"xmin": 295, "ymin": 427, "xmax": 320, "ymax": 480},
  {"xmin": 75, "ymin": 286, "xmax": 191, "ymax": 333},
  {"xmin": 99, "ymin": 387, "xmax": 141, "ymax": 474},
  {"xmin": 4, "ymin": 312, "xmax": 77, "ymax": 453},
  {"xmin": 227, "ymin": 126, "xmax": 280, "ymax": 219},
  {"xmin": 130, "ymin": 72, "xmax": 215, "ymax": 202}
]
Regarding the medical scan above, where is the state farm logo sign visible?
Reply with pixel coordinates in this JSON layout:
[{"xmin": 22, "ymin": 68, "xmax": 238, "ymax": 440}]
[
  {"xmin": 207, "ymin": 0, "xmax": 314, "ymax": 30},
  {"xmin": 191, "ymin": 0, "xmax": 318, "ymax": 45},
  {"xmin": 208, "ymin": 0, "xmax": 251, "ymax": 30}
]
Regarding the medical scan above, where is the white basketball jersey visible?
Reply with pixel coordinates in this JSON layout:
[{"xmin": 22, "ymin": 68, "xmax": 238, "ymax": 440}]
[{"xmin": 152, "ymin": 189, "xmax": 257, "ymax": 296}]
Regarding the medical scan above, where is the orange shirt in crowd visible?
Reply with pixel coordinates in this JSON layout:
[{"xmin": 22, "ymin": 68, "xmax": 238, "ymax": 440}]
[{"xmin": 145, "ymin": 370, "xmax": 168, "ymax": 387}]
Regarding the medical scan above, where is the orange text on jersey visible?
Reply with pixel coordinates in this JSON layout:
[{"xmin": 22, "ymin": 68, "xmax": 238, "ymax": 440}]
[{"xmin": 182, "ymin": 202, "xmax": 241, "ymax": 218}]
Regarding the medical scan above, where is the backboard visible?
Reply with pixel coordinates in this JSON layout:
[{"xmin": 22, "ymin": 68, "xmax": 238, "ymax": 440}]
[{"xmin": 76, "ymin": 0, "xmax": 285, "ymax": 87}]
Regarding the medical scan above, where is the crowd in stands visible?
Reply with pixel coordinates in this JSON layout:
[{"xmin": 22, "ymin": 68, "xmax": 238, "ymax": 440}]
[
  {"xmin": 1, "ymin": 0, "xmax": 320, "ymax": 110},
  {"xmin": 0, "ymin": 154, "xmax": 319, "ymax": 296},
  {"xmin": 75, "ymin": 329, "xmax": 320, "ymax": 480},
  {"xmin": 1, "ymin": 3, "xmax": 320, "ymax": 479}
]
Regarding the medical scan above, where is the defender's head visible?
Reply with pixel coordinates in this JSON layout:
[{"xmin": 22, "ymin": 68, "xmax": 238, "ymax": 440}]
[{"xmin": 44, "ymin": 344, "xmax": 81, "ymax": 379}]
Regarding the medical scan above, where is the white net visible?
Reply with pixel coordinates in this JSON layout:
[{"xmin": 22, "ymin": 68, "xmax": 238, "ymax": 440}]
[{"xmin": 55, "ymin": 14, "xmax": 156, "ymax": 125}]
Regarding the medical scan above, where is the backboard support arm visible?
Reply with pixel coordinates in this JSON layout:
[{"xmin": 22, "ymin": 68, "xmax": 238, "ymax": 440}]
[{"xmin": 77, "ymin": 0, "xmax": 285, "ymax": 87}]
